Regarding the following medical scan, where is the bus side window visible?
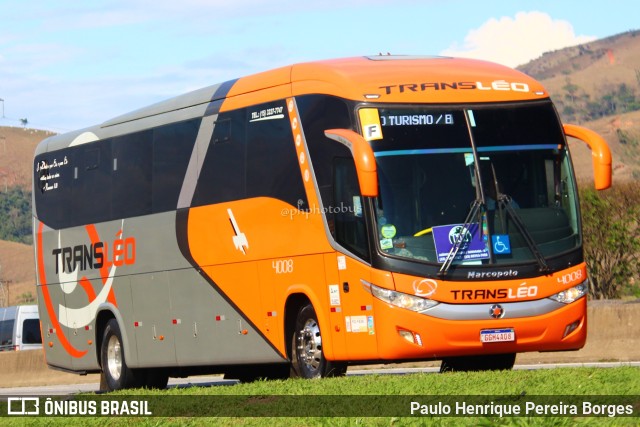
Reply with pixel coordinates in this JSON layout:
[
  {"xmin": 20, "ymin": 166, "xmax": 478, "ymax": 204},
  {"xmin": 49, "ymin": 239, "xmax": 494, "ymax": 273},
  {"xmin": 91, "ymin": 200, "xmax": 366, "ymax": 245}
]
[
  {"xmin": 193, "ymin": 110, "xmax": 246, "ymax": 206},
  {"xmin": 74, "ymin": 142, "xmax": 112, "ymax": 225},
  {"xmin": 34, "ymin": 149, "xmax": 76, "ymax": 229},
  {"xmin": 246, "ymin": 100, "xmax": 308, "ymax": 209},
  {"xmin": 112, "ymin": 132, "xmax": 152, "ymax": 218},
  {"xmin": 152, "ymin": 119, "xmax": 199, "ymax": 212},
  {"xmin": 333, "ymin": 157, "xmax": 369, "ymax": 261}
]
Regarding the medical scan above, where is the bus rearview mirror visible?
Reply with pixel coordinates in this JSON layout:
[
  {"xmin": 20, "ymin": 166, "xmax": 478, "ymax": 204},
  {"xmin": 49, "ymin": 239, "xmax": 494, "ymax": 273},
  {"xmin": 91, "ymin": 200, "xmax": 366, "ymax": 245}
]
[
  {"xmin": 563, "ymin": 124, "xmax": 612, "ymax": 190},
  {"xmin": 324, "ymin": 129, "xmax": 379, "ymax": 197}
]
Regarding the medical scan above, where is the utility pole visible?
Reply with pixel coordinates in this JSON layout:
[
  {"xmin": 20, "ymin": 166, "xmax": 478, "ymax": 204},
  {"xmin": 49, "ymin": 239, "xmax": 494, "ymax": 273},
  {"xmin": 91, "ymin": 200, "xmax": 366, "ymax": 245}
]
[
  {"xmin": 0, "ymin": 98, "xmax": 4, "ymax": 118},
  {"xmin": 0, "ymin": 266, "xmax": 7, "ymax": 308}
]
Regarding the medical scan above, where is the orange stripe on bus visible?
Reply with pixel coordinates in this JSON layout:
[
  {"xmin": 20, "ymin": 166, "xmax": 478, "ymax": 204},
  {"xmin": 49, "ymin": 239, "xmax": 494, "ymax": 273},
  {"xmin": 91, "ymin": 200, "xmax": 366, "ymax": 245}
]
[{"xmin": 37, "ymin": 221, "xmax": 88, "ymax": 358}]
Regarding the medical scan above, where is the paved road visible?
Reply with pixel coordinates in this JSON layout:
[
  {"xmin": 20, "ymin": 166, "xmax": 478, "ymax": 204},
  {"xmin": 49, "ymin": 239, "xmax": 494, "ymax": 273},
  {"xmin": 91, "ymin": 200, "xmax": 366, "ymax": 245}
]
[{"xmin": 1, "ymin": 362, "xmax": 638, "ymax": 396}]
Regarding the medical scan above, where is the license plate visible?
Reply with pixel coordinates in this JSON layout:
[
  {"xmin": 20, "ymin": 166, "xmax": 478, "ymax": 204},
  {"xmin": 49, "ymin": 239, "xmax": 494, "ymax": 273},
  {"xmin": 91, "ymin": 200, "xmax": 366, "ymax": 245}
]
[{"xmin": 480, "ymin": 328, "xmax": 515, "ymax": 343}]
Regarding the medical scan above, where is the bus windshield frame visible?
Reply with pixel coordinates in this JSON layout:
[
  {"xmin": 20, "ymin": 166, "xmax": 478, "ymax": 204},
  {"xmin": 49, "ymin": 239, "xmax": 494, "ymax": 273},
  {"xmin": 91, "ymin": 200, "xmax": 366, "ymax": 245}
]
[{"xmin": 360, "ymin": 100, "xmax": 581, "ymax": 271}]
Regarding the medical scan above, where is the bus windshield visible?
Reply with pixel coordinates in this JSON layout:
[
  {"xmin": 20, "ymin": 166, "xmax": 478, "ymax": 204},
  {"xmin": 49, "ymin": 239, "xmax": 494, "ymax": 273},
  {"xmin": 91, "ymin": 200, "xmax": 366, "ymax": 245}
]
[{"xmin": 369, "ymin": 101, "xmax": 580, "ymax": 267}]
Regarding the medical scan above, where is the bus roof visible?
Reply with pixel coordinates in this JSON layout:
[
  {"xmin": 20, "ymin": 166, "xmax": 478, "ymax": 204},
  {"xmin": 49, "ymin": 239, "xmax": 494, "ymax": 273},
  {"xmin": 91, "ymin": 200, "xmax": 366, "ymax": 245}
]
[{"xmin": 37, "ymin": 56, "xmax": 548, "ymax": 153}]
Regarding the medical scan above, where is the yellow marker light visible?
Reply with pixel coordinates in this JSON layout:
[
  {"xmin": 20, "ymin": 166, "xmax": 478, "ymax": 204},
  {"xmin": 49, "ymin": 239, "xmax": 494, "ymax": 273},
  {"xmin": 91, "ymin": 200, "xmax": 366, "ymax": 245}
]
[{"xmin": 397, "ymin": 328, "xmax": 423, "ymax": 346}]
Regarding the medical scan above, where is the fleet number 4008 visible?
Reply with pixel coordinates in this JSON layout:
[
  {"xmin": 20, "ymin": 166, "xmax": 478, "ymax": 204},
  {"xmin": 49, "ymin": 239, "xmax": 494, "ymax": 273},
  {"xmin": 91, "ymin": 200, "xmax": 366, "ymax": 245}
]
[
  {"xmin": 272, "ymin": 259, "xmax": 294, "ymax": 274},
  {"xmin": 557, "ymin": 269, "xmax": 583, "ymax": 285}
]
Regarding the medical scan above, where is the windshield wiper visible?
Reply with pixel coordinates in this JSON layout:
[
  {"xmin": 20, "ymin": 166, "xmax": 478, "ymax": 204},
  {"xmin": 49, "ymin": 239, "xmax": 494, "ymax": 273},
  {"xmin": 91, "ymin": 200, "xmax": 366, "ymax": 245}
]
[
  {"xmin": 439, "ymin": 109, "xmax": 488, "ymax": 277},
  {"xmin": 497, "ymin": 194, "xmax": 550, "ymax": 273},
  {"xmin": 488, "ymin": 163, "xmax": 549, "ymax": 274},
  {"xmin": 438, "ymin": 198, "xmax": 483, "ymax": 277}
]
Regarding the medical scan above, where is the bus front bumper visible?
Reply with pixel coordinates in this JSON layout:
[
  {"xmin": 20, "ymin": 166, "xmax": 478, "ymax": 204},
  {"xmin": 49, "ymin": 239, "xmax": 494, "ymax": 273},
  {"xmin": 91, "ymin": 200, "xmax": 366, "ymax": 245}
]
[{"xmin": 372, "ymin": 296, "xmax": 587, "ymax": 360}]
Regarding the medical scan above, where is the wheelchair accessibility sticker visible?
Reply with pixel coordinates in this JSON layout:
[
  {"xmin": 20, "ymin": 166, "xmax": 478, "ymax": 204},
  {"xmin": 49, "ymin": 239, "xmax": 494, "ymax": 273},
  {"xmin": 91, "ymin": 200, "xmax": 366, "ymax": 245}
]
[{"xmin": 492, "ymin": 234, "xmax": 512, "ymax": 255}]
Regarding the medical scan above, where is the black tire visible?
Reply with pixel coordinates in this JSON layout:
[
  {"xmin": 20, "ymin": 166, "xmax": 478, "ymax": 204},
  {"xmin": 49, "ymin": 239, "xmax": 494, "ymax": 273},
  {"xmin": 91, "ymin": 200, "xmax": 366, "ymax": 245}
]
[
  {"xmin": 290, "ymin": 304, "xmax": 346, "ymax": 379},
  {"xmin": 440, "ymin": 353, "xmax": 516, "ymax": 373},
  {"xmin": 100, "ymin": 319, "xmax": 143, "ymax": 391},
  {"xmin": 142, "ymin": 368, "xmax": 169, "ymax": 389},
  {"xmin": 223, "ymin": 363, "xmax": 291, "ymax": 383}
]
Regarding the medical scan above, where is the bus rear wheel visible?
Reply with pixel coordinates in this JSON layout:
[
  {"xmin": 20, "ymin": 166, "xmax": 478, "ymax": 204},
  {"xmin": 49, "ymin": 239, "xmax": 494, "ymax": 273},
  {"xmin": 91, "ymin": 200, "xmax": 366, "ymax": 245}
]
[
  {"xmin": 440, "ymin": 353, "xmax": 516, "ymax": 372},
  {"xmin": 100, "ymin": 319, "xmax": 143, "ymax": 391},
  {"xmin": 291, "ymin": 304, "xmax": 346, "ymax": 379}
]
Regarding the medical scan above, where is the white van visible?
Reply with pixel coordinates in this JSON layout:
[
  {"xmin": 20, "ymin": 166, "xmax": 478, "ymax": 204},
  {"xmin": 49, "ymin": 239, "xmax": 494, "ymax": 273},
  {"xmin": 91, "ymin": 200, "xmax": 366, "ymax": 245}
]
[{"xmin": 0, "ymin": 305, "xmax": 42, "ymax": 351}]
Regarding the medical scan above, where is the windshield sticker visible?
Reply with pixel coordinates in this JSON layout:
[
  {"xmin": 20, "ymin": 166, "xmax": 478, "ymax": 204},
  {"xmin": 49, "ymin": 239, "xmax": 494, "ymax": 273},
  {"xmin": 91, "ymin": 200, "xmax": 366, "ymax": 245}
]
[
  {"xmin": 381, "ymin": 224, "xmax": 397, "ymax": 239},
  {"xmin": 432, "ymin": 223, "xmax": 490, "ymax": 263},
  {"xmin": 380, "ymin": 113, "xmax": 454, "ymax": 127},
  {"xmin": 467, "ymin": 110, "xmax": 477, "ymax": 127},
  {"xmin": 464, "ymin": 152, "xmax": 474, "ymax": 166},
  {"xmin": 492, "ymin": 234, "xmax": 512, "ymax": 255},
  {"xmin": 353, "ymin": 196, "xmax": 363, "ymax": 217},
  {"xmin": 359, "ymin": 108, "xmax": 383, "ymax": 141},
  {"xmin": 380, "ymin": 238, "xmax": 393, "ymax": 250}
]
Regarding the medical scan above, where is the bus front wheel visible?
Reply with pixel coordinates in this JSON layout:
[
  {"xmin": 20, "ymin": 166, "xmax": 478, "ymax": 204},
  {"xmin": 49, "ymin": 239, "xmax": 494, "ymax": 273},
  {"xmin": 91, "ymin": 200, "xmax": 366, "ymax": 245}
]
[{"xmin": 291, "ymin": 304, "xmax": 346, "ymax": 379}]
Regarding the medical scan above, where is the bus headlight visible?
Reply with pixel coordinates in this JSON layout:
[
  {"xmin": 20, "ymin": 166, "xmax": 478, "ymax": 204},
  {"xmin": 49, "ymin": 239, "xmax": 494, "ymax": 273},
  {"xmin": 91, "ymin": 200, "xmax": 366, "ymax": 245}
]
[
  {"xmin": 549, "ymin": 280, "xmax": 588, "ymax": 304},
  {"xmin": 363, "ymin": 281, "xmax": 439, "ymax": 312}
]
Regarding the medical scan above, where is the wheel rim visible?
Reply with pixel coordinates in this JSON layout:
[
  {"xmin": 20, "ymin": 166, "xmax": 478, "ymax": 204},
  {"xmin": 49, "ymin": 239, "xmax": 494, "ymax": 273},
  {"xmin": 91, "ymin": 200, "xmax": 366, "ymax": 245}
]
[
  {"xmin": 297, "ymin": 318, "xmax": 322, "ymax": 374},
  {"xmin": 106, "ymin": 335, "xmax": 122, "ymax": 380}
]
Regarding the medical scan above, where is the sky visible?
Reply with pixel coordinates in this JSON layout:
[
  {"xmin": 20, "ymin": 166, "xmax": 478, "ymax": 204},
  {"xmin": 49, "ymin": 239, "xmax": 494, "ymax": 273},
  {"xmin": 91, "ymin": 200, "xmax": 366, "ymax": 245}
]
[{"xmin": 0, "ymin": 0, "xmax": 637, "ymax": 133}]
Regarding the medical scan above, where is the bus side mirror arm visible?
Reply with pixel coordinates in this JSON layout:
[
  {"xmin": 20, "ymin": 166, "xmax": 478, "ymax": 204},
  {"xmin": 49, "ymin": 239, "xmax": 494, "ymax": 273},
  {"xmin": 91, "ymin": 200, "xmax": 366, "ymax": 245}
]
[
  {"xmin": 563, "ymin": 124, "xmax": 612, "ymax": 190},
  {"xmin": 324, "ymin": 129, "xmax": 379, "ymax": 197}
]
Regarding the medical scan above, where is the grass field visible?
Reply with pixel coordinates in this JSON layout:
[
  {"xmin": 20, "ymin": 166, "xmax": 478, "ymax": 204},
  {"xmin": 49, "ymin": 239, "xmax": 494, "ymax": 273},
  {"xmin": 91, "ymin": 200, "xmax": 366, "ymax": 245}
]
[{"xmin": 3, "ymin": 366, "xmax": 639, "ymax": 426}]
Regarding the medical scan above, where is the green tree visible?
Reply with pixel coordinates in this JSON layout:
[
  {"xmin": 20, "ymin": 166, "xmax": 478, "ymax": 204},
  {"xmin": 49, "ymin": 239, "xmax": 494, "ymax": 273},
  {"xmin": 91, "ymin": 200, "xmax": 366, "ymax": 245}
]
[
  {"xmin": 562, "ymin": 78, "xmax": 580, "ymax": 104},
  {"xmin": 0, "ymin": 187, "xmax": 32, "ymax": 244},
  {"xmin": 580, "ymin": 182, "xmax": 640, "ymax": 299}
]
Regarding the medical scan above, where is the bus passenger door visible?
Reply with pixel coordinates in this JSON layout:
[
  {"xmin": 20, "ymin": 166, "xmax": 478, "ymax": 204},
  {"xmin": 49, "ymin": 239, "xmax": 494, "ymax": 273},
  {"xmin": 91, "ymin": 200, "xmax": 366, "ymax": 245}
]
[
  {"xmin": 322, "ymin": 253, "xmax": 348, "ymax": 361},
  {"xmin": 335, "ymin": 254, "xmax": 377, "ymax": 360},
  {"xmin": 329, "ymin": 157, "xmax": 378, "ymax": 360}
]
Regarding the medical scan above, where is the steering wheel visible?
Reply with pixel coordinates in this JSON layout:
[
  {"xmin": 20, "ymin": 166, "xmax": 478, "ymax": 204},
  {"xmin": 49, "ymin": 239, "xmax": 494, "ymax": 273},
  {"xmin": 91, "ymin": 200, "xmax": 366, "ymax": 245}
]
[{"xmin": 413, "ymin": 227, "xmax": 433, "ymax": 237}]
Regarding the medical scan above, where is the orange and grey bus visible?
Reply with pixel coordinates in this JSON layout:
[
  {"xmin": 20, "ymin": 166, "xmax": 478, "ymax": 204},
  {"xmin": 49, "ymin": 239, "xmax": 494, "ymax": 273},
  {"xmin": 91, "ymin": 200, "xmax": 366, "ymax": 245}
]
[{"xmin": 33, "ymin": 56, "xmax": 611, "ymax": 391}]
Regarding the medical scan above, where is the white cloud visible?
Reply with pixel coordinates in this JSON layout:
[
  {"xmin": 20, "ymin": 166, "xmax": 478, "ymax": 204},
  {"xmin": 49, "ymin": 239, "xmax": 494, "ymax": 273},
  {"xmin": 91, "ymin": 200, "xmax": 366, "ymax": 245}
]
[{"xmin": 441, "ymin": 11, "xmax": 596, "ymax": 68}]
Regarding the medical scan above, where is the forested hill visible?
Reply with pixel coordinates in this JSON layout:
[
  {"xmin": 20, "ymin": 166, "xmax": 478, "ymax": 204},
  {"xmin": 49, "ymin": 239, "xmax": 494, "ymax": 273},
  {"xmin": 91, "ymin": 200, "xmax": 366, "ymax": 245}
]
[{"xmin": 517, "ymin": 30, "xmax": 640, "ymax": 182}]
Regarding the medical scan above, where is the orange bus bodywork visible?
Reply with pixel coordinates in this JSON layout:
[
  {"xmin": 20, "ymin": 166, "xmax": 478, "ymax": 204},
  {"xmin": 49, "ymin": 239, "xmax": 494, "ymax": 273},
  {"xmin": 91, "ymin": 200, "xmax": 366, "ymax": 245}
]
[{"xmin": 34, "ymin": 57, "xmax": 608, "ymax": 388}]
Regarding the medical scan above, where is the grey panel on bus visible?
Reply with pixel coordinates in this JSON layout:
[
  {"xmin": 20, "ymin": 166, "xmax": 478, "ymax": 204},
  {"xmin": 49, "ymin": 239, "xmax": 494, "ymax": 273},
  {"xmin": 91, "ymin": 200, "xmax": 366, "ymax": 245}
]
[
  {"xmin": 101, "ymin": 84, "xmax": 223, "ymax": 128},
  {"xmin": 423, "ymin": 298, "xmax": 567, "ymax": 320},
  {"xmin": 129, "ymin": 272, "xmax": 177, "ymax": 367},
  {"xmin": 35, "ymin": 84, "xmax": 223, "ymax": 155},
  {"xmin": 169, "ymin": 268, "xmax": 286, "ymax": 366},
  {"xmin": 38, "ymin": 207, "xmax": 285, "ymax": 369},
  {"xmin": 36, "ymin": 286, "xmax": 72, "ymax": 370},
  {"xmin": 177, "ymin": 115, "xmax": 216, "ymax": 209}
]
